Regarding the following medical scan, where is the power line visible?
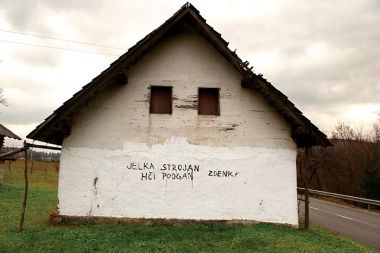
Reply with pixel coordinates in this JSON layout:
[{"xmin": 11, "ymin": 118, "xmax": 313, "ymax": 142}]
[
  {"xmin": 0, "ymin": 39, "xmax": 119, "ymax": 56},
  {"xmin": 0, "ymin": 28, "xmax": 127, "ymax": 50}
]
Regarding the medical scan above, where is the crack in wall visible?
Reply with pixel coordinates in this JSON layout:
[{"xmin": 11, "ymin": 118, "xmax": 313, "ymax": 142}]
[{"xmin": 88, "ymin": 176, "xmax": 99, "ymax": 216}]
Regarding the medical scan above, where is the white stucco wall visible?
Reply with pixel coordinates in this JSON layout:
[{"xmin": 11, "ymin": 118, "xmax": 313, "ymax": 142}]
[{"xmin": 59, "ymin": 30, "xmax": 299, "ymax": 226}]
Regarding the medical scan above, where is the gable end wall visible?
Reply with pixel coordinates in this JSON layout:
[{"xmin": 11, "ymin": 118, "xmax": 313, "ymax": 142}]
[{"xmin": 58, "ymin": 31, "xmax": 298, "ymax": 226}]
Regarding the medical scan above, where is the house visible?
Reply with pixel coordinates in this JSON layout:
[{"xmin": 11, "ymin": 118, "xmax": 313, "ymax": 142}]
[
  {"xmin": 27, "ymin": 3, "xmax": 331, "ymax": 226},
  {"xmin": 0, "ymin": 124, "xmax": 21, "ymax": 184}
]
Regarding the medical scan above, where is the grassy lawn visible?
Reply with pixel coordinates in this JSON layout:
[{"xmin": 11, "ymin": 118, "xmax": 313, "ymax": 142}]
[{"xmin": 0, "ymin": 161, "xmax": 377, "ymax": 253}]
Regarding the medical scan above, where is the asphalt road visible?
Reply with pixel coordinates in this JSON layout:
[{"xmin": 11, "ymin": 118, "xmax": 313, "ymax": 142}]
[{"xmin": 300, "ymin": 197, "xmax": 380, "ymax": 250}]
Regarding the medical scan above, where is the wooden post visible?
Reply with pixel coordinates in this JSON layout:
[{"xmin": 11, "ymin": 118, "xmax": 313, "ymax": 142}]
[
  {"xmin": 304, "ymin": 180, "xmax": 309, "ymax": 230},
  {"xmin": 0, "ymin": 160, "xmax": 4, "ymax": 185},
  {"xmin": 30, "ymin": 149, "xmax": 34, "ymax": 174},
  {"xmin": 18, "ymin": 143, "xmax": 28, "ymax": 232},
  {"xmin": 8, "ymin": 160, "xmax": 11, "ymax": 171},
  {"xmin": 304, "ymin": 147, "xmax": 310, "ymax": 230}
]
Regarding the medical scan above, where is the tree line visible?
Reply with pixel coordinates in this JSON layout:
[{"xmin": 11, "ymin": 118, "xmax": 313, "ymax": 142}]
[
  {"xmin": 297, "ymin": 114, "xmax": 380, "ymax": 201},
  {"xmin": 0, "ymin": 147, "xmax": 60, "ymax": 162}
]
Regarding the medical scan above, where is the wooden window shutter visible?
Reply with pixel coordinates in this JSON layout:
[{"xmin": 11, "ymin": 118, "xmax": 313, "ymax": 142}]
[
  {"xmin": 198, "ymin": 88, "xmax": 220, "ymax": 115},
  {"xmin": 150, "ymin": 86, "xmax": 172, "ymax": 114}
]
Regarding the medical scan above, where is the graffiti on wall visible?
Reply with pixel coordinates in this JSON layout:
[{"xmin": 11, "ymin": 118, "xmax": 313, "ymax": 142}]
[
  {"xmin": 126, "ymin": 162, "xmax": 239, "ymax": 181},
  {"xmin": 126, "ymin": 162, "xmax": 200, "ymax": 181}
]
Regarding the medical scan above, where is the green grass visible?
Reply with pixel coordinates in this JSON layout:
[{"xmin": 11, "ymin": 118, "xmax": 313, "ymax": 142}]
[{"xmin": 0, "ymin": 161, "xmax": 377, "ymax": 253}]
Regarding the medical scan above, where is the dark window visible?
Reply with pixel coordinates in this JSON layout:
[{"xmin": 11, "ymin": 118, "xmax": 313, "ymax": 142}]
[
  {"xmin": 150, "ymin": 86, "xmax": 172, "ymax": 114},
  {"xmin": 198, "ymin": 88, "xmax": 220, "ymax": 115}
]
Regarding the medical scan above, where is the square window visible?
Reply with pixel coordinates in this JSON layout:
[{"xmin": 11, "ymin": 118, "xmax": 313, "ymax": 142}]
[
  {"xmin": 150, "ymin": 86, "xmax": 172, "ymax": 114},
  {"xmin": 198, "ymin": 88, "xmax": 220, "ymax": 115}
]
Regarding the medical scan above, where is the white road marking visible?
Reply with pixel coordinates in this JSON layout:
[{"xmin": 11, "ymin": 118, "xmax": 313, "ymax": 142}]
[
  {"xmin": 311, "ymin": 198, "xmax": 380, "ymax": 217},
  {"xmin": 310, "ymin": 206, "xmax": 378, "ymax": 228}
]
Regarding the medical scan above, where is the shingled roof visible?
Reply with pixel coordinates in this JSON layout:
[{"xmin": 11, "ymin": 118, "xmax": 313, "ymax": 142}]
[
  {"xmin": 0, "ymin": 124, "xmax": 21, "ymax": 140},
  {"xmin": 27, "ymin": 2, "xmax": 332, "ymax": 148}
]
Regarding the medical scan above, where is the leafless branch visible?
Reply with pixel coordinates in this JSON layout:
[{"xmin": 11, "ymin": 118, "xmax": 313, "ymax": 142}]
[{"xmin": 0, "ymin": 88, "xmax": 8, "ymax": 106}]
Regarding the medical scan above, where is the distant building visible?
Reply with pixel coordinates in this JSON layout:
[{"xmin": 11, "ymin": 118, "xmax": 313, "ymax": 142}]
[
  {"xmin": 0, "ymin": 124, "xmax": 21, "ymax": 184},
  {"xmin": 28, "ymin": 3, "xmax": 330, "ymax": 226}
]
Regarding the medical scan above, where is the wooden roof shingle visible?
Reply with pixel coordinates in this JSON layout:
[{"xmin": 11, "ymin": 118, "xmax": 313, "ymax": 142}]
[{"xmin": 0, "ymin": 124, "xmax": 21, "ymax": 140}]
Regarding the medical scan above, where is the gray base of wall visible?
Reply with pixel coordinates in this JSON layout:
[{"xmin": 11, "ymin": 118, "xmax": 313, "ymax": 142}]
[{"xmin": 49, "ymin": 214, "xmax": 298, "ymax": 229}]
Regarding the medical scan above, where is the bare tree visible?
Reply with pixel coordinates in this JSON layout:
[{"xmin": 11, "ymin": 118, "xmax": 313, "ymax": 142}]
[
  {"xmin": 298, "ymin": 115, "xmax": 380, "ymax": 202},
  {"xmin": 372, "ymin": 113, "xmax": 380, "ymax": 143},
  {"xmin": 0, "ymin": 88, "xmax": 8, "ymax": 106}
]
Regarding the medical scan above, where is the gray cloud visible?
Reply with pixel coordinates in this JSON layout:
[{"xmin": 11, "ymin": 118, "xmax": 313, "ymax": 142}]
[
  {"xmin": 11, "ymin": 47, "xmax": 61, "ymax": 67},
  {"xmin": 0, "ymin": 0, "xmax": 103, "ymax": 30},
  {"xmin": 2, "ymin": 75, "xmax": 53, "ymax": 95},
  {"xmin": 0, "ymin": 0, "xmax": 379, "ymax": 138},
  {"xmin": 1, "ymin": 106, "xmax": 52, "ymax": 125},
  {"xmin": 211, "ymin": 0, "xmax": 380, "ymax": 129}
]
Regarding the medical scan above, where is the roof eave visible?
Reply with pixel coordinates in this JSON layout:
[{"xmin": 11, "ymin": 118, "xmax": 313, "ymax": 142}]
[{"xmin": 0, "ymin": 124, "xmax": 21, "ymax": 140}]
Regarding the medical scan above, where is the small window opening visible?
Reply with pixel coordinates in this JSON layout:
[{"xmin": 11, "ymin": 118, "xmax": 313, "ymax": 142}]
[
  {"xmin": 150, "ymin": 86, "xmax": 172, "ymax": 114},
  {"xmin": 198, "ymin": 88, "xmax": 220, "ymax": 115}
]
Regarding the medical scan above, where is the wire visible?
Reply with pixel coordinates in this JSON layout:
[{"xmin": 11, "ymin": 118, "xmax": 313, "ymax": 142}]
[
  {"xmin": 0, "ymin": 28, "xmax": 127, "ymax": 50},
  {"xmin": 0, "ymin": 39, "xmax": 119, "ymax": 56}
]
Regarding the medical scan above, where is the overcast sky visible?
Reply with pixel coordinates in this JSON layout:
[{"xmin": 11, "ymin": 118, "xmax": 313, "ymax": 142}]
[{"xmin": 1, "ymin": 0, "xmax": 379, "ymax": 146}]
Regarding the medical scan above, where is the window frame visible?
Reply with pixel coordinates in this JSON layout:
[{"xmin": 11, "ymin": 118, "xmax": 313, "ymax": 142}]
[
  {"xmin": 198, "ymin": 87, "xmax": 220, "ymax": 116},
  {"xmin": 149, "ymin": 85, "xmax": 173, "ymax": 114}
]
